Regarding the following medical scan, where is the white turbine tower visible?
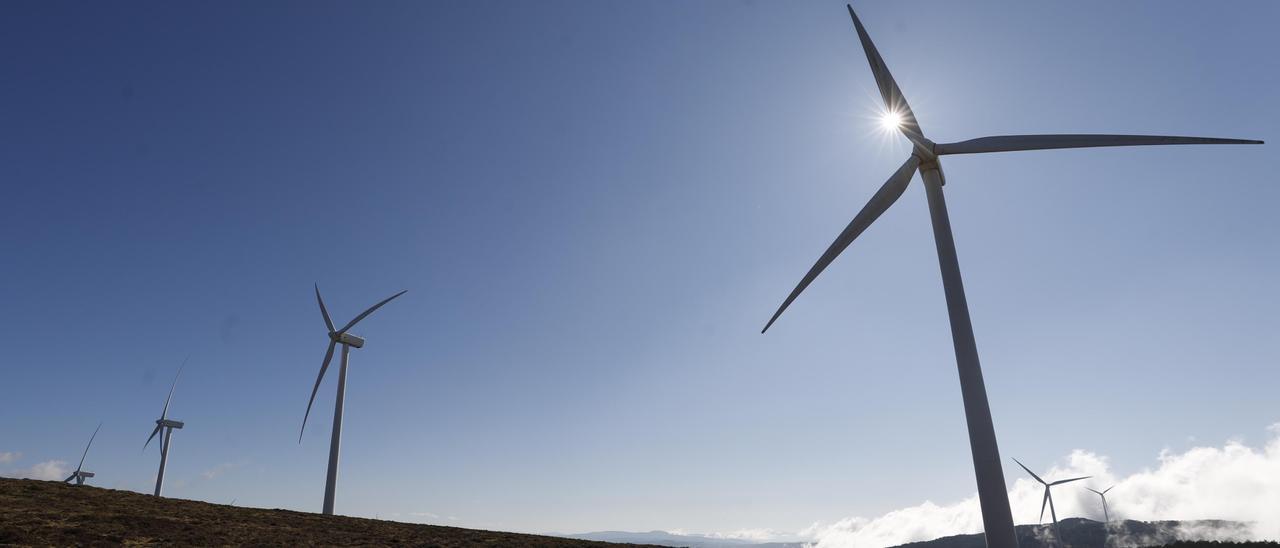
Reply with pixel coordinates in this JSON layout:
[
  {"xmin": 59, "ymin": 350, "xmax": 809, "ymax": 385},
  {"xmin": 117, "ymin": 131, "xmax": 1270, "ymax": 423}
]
[
  {"xmin": 1087, "ymin": 485, "xmax": 1116, "ymax": 523},
  {"xmin": 145, "ymin": 363, "xmax": 185, "ymax": 497},
  {"xmin": 300, "ymin": 285, "xmax": 407, "ymax": 516},
  {"xmin": 1013, "ymin": 458, "xmax": 1090, "ymax": 546},
  {"xmin": 63, "ymin": 422, "xmax": 101, "ymax": 486},
  {"xmin": 761, "ymin": 5, "xmax": 1262, "ymax": 547}
]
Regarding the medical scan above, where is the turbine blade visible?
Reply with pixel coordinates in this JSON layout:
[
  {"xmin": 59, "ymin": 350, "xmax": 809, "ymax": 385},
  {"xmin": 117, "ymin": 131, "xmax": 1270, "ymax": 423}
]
[
  {"xmin": 316, "ymin": 284, "xmax": 335, "ymax": 333},
  {"xmin": 64, "ymin": 474, "xmax": 76, "ymax": 483},
  {"xmin": 338, "ymin": 290, "xmax": 408, "ymax": 334},
  {"xmin": 935, "ymin": 134, "xmax": 1263, "ymax": 155},
  {"xmin": 1103, "ymin": 485, "xmax": 1114, "ymax": 494},
  {"xmin": 1086, "ymin": 487, "xmax": 1102, "ymax": 495},
  {"xmin": 299, "ymin": 340, "xmax": 338, "ymax": 443},
  {"xmin": 76, "ymin": 422, "xmax": 102, "ymax": 473},
  {"xmin": 160, "ymin": 357, "xmax": 187, "ymax": 421},
  {"xmin": 144, "ymin": 423, "xmax": 162, "ymax": 451},
  {"xmin": 761, "ymin": 155, "xmax": 920, "ymax": 333},
  {"xmin": 846, "ymin": 4, "xmax": 924, "ymax": 139},
  {"xmin": 1051, "ymin": 475, "xmax": 1091, "ymax": 486},
  {"xmin": 1012, "ymin": 458, "xmax": 1047, "ymax": 485},
  {"xmin": 1039, "ymin": 488, "xmax": 1049, "ymax": 523}
]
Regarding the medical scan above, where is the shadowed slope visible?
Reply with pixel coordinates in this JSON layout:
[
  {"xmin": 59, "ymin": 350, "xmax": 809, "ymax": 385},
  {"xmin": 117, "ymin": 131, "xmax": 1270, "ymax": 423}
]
[{"xmin": 0, "ymin": 477, "xmax": 655, "ymax": 547}]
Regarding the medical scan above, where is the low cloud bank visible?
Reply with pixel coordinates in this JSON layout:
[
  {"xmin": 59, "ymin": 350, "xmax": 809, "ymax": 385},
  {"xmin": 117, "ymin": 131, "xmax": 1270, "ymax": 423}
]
[
  {"xmin": 805, "ymin": 423, "xmax": 1280, "ymax": 547},
  {"xmin": 1, "ymin": 458, "xmax": 71, "ymax": 481}
]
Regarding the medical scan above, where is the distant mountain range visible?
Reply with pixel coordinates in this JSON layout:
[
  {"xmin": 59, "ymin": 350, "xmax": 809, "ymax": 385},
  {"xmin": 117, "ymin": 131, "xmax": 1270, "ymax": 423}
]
[
  {"xmin": 893, "ymin": 518, "xmax": 1252, "ymax": 548},
  {"xmin": 566, "ymin": 518, "xmax": 1255, "ymax": 548}
]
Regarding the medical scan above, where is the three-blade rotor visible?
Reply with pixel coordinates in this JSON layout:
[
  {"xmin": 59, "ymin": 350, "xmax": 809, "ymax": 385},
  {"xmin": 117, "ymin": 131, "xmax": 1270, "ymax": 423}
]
[
  {"xmin": 1014, "ymin": 458, "xmax": 1090, "ymax": 522},
  {"xmin": 145, "ymin": 361, "xmax": 185, "ymax": 451},
  {"xmin": 760, "ymin": 4, "xmax": 1262, "ymax": 334},
  {"xmin": 66, "ymin": 422, "xmax": 102, "ymax": 483},
  {"xmin": 1086, "ymin": 485, "xmax": 1115, "ymax": 497},
  {"xmin": 300, "ymin": 286, "xmax": 407, "ymax": 442}
]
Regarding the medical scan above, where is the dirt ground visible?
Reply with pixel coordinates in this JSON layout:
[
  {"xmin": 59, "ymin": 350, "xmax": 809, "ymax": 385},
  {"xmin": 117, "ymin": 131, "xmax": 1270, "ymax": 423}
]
[{"xmin": 0, "ymin": 477, "xmax": 650, "ymax": 547}]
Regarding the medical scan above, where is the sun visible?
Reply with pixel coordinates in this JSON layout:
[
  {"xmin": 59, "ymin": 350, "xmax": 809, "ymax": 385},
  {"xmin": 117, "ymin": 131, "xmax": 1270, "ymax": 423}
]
[{"xmin": 880, "ymin": 110, "xmax": 903, "ymax": 131}]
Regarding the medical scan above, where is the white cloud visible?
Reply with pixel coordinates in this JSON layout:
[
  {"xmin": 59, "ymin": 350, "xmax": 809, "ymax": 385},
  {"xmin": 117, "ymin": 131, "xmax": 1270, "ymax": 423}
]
[
  {"xmin": 200, "ymin": 461, "xmax": 245, "ymax": 481},
  {"xmin": 404, "ymin": 511, "xmax": 459, "ymax": 523},
  {"xmin": 667, "ymin": 527, "xmax": 803, "ymax": 543},
  {"xmin": 804, "ymin": 423, "xmax": 1280, "ymax": 548},
  {"xmin": 0, "ymin": 452, "xmax": 20, "ymax": 465},
  {"xmin": 2, "ymin": 459, "xmax": 71, "ymax": 481},
  {"xmin": 705, "ymin": 528, "xmax": 798, "ymax": 542}
]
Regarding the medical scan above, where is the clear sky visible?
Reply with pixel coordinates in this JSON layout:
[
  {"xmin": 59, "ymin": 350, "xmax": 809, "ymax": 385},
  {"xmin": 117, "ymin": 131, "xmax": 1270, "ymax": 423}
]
[{"xmin": 2, "ymin": 0, "xmax": 1277, "ymax": 543}]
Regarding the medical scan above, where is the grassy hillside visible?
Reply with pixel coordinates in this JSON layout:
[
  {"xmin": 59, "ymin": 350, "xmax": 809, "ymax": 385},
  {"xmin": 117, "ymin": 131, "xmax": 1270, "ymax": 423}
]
[{"xmin": 0, "ymin": 477, "xmax": 651, "ymax": 546}]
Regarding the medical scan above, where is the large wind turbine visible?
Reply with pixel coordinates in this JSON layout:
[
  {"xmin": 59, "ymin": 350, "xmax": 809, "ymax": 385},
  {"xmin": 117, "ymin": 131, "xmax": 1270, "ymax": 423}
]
[
  {"xmin": 64, "ymin": 422, "xmax": 101, "ymax": 486},
  {"xmin": 1087, "ymin": 485, "xmax": 1116, "ymax": 523},
  {"xmin": 300, "ymin": 285, "xmax": 407, "ymax": 516},
  {"xmin": 1013, "ymin": 459, "xmax": 1089, "ymax": 546},
  {"xmin": 145, "ymin": 363, "xmax": 186, "ymax": 497},
  {"xmin": 761, "ymin": 5, "xmax": 1262, "ymax": 548}
]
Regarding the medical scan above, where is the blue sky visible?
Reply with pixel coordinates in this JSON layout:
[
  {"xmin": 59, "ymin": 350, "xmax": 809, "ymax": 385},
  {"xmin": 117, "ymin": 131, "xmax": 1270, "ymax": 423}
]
[{"xmin": 2, "ymin": 0, "xmax": 1277, "ymax": 540}]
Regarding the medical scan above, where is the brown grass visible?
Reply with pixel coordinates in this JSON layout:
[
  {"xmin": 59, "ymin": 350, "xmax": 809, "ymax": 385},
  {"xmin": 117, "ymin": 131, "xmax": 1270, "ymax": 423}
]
[{"xmin": 0, "ymin": 477, "xmax": 650, "ymax": 547}]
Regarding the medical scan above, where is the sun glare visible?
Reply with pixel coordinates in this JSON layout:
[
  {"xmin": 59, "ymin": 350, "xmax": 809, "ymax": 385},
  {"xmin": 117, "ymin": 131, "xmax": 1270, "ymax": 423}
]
[{"xmin": 880, "ymin": 110, "xmax": 903, "ymax": 131}]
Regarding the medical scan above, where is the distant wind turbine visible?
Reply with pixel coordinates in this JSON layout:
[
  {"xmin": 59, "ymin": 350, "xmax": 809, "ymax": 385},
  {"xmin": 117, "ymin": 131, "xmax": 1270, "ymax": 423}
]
[
  {"xmin": 1013, "ymin": 458, "xmax": 1090, "ymax": 546},
  {"xmin": 145, "ymin": 362, "xmax": 186, "ymax": 497},
  {"xmin": 761, "ymin": 5, "xmax": 1262, "ymax": 547},
  {"xmin": 300, "ymin": 285, "xmax": 407, "ymax": 516},
  {"xmin": 1086, "ymin": 485, "xmax": 1116, "ymax": 523},
  {"xmin": 64, "ymin": 422, "xmax": 102, "ymax": 486}
]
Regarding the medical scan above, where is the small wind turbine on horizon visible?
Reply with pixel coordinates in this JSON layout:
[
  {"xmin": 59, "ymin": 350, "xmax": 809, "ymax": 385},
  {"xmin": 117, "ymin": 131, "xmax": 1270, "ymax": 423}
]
[
  {"xmin": 760, "ymin": 5, "xmax": 1262, "ymax": 547},
  {"xmin": 1013, "ymin": 458, "xmax": 1090, "ymax": 546},
  {"xmin": 63, "ymin": 422, "xmax": 101, "ymax": 486},
  {"xmin": 1086, "ymin": 485, "xmax": 1116, "ymax": 523},
  {"xmin": 300, "ymin": 285, "xmax": 407, "ymax": 516},
  {"xmin": 145, "ymin": 362, "xmax": 186, "ymax": 497}
]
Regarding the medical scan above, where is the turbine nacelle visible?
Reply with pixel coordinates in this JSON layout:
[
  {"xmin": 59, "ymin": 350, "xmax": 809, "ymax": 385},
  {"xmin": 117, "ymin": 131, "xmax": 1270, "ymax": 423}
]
[
  {"xmin": 330, "ymin": 331, "xmax": 366, "ymax": 348},
  {"xmin": 65, "ymin": 470, "xmax": 95, "ymax": 485},
  {"xmin": 156, "ymin": 419, "xmax": 185, "ymax": 429}
]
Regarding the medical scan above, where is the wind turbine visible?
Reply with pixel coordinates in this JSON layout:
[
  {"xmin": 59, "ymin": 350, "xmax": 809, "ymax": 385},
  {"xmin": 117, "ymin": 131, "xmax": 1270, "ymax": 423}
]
[
  {"xmin": 63, "ymin": 422, "xmax": 102, "ymax": 486},
  {"xmin": 1013, "ymin": 458, "xmax": 1090, "ymax": 546},
  {"xmin": 761, "ymin": 5, "xmax": 1262, "ymax": 547},
  {"xmin": 300, "ymin": 285, "xmax": 407, "ymax": 516},
  {"xmin": 1086, "ymin": 485, "xmax": 1115, "ymax": 523},
  {"xmin": 145, "ymin": 363, "xmax": 186, "ymax": 497}
]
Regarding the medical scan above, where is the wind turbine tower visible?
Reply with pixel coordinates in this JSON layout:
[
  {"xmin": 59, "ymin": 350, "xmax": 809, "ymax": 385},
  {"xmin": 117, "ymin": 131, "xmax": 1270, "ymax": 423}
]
[
  {"xmin": 64, "ymin": 422, "xmax": 102, "ymax": 486},
  {"xmin": 1013, "ymin": 458, "xmax": 1090, "ymax": 546},
  {"xmin": 1087, "ymin": 485, "xmax": 1116, "ymax": 523},
  {"xmin": 761, "ymin": 5, "xmax": 1261, "ymax": 547},
  {"xmin": 300, "ymin": 285, "xmax": 407, "ymax": 516},
  {"xmin": 145, "ymin": 364, "xmax": 186, "ymax": 497}
]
